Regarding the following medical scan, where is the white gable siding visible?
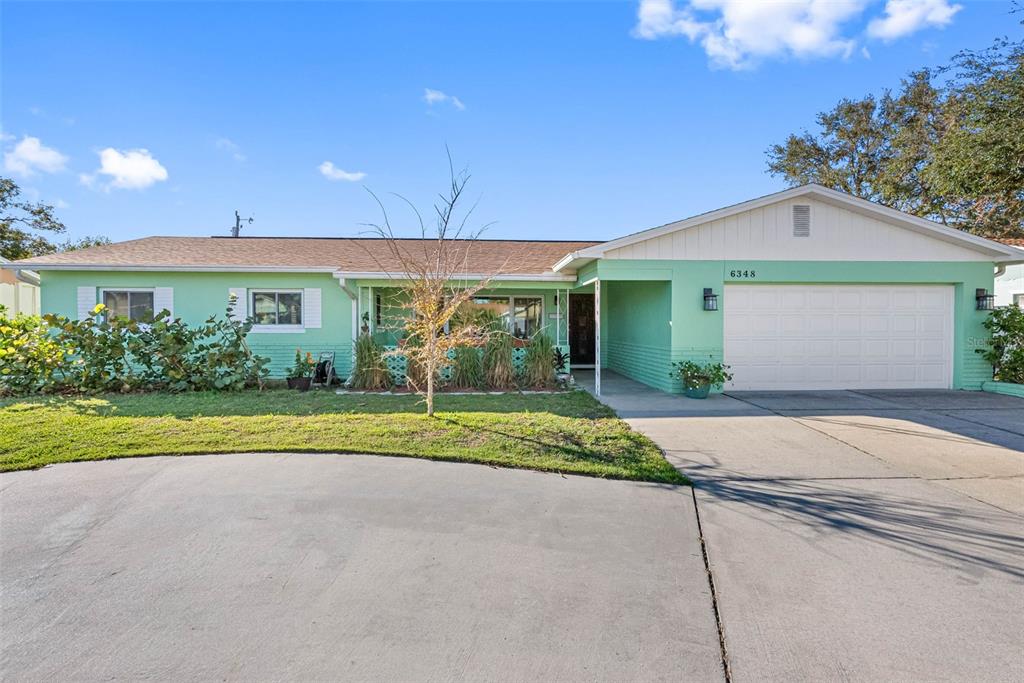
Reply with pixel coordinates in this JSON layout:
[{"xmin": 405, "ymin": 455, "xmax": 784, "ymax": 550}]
[{"xmin": 604, "ymin": 198, "xmax": 991, "ymax": 262}]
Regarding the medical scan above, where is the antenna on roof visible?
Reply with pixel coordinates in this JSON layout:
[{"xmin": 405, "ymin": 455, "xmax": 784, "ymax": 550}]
[{"xmin": 231, "ymin": 210, "xmax": 254, "ymax": 238}]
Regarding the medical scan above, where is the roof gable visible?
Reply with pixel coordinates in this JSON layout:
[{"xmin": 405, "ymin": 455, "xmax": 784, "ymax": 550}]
[{"xmin": 554, "ymin": 185, "xmax": 1023, "ymax": 270}]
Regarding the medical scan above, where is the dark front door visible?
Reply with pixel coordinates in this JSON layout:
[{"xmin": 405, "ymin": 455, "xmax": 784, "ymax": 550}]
[{"xmin": 569, "ymin": 294, "xmax": 595, "ymax": 366}]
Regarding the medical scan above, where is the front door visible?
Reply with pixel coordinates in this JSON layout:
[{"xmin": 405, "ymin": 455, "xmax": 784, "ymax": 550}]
[{"xmin": 569, "ymin": 294, "xmax": 595, "ymax": 366}]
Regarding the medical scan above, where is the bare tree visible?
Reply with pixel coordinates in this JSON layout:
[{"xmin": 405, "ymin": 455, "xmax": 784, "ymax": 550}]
[{"xmin": 362, "ymin": 154, "xmax": 507, "ymax": 416}]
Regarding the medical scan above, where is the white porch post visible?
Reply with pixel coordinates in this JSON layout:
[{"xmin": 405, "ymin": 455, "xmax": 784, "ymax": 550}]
[{"xmin": 594, "ymin": 279, "xmax": 601, "ymax": 396}]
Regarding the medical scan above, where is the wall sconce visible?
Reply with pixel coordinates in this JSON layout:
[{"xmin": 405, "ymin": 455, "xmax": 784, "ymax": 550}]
[
  {"xmin": 703, "ymin": 288, "xmax": 718, "ymax": 311},
  {"xmin": 975, "ymin": 288, "xmax": 995, "ymax": 311}
]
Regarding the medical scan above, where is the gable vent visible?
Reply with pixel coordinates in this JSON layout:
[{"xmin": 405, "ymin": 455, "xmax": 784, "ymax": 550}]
[{"xmin": 792, "ymin": 204, "xmax": 811, "ymax": 237}]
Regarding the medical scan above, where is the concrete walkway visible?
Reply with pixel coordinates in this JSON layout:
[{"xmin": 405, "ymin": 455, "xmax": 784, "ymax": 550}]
[{"xmin": 582, "ymin": 371, "xmax": 1024, "ymax": 682}]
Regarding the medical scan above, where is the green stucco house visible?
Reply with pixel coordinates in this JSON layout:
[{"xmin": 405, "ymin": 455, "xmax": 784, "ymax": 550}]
[{"xmin": 8, "ymin": 185, "xmax": 1022, "ymax": 394}]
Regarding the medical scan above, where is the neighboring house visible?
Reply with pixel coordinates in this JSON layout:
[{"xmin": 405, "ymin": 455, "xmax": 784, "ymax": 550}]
[
  {"xmin": 995, "ymin": 239, "xmax": 1024, "ymax": 308},
  {"xmin": 0, "ymin": 257, "xmax": 40, "ymax": 317},
  {"xmin": 5, "ymin": 185, "xmax": 1022, "ymax": 393}
]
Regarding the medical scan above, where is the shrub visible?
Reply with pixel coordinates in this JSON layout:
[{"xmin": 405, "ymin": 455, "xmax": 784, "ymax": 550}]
[
  {"xmin": 483, "ymin": 332, "xmax": 516, "ymax": 389},
  {"xmin": 523, "ymin": 334, "xmax": 556, "ymax": 388},
  {"xmin": 0, "ymin": 303, "xmax": 269, "ymax": 395},
  {"xmin": 0, "ymin": 308, "xmax": 70, "ymax": 395},
  {"xmin": 352, "ymin": 333, "xmax": 392, "ymax": 390},
  {"xmin": 977, "ymin": 305, "xmax": 1024, "ymax": 384},
  {"xmin": 450, "ymin": 345, "xmax": 484, "ymax": 389}
]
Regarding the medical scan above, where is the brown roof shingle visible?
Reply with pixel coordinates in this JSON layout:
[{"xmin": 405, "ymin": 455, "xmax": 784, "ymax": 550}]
[{"xmin": 10, "ymin": 236, "xmax": 600, "ymax": 275}]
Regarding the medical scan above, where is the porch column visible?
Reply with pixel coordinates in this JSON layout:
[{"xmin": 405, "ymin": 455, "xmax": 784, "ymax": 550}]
[{"xmin": 594, "ymin": 279, "xmax": 601, "ymax": 396}]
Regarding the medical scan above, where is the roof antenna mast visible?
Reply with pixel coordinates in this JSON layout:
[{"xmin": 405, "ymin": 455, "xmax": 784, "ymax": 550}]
[{"xmin": 232, "ymin": 210, "xmax": 254, "ymax": 238}]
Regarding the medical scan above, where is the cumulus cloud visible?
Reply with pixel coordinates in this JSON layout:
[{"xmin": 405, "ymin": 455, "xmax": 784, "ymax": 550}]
[
  {"xmin": 318, "ymin": 161, "xmax": 366, "ymax": 182},
  {"xmin": 423, "ymin": 88, "xmax": 465, "ymax": 111},
  {"xmin": 633, "ymin": 0, "xmax": 959, "ymax": 69},
  {"xmin": 82, "ymin": 148, "xmax": 168, "ymax": 190},
  {"xmin": 867, "ymin": 0, "xmax": 961, "ymax": 40},
  {"xmin": 215, "ymin": 137, "xmax": 246, "ymax": 162},
  {"xmin": 3, "ymin": 135, "xmax": 68, "ymax": 176}
]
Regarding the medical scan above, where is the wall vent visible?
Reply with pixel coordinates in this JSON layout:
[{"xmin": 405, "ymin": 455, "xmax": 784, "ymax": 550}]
[{"xmin": 792, "ymin": 204, "xmax": 811, "ymax": 237}]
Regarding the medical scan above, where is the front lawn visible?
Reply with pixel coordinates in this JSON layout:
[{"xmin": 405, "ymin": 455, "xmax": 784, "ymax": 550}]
[{"xmin": 0, "ymin": 390, "xmax": 687, "ymax": 484}]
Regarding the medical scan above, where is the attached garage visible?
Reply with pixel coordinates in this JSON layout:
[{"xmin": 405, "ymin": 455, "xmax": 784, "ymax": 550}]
[
  {"xmin": 554, "ymin": 184, "xmax": 1023, "ymax": 395},
  {"xmin": 723, "ymin": 284, "xmax": 953, "ymax": 390}
]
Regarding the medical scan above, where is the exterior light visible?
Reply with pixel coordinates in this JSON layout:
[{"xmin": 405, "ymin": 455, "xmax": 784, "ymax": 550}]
[
  {"xmin": 703, "ymin": 288, "xmax": 718, "ymax": 311},
  {"xmin": 975, "ymin": 288, "xmax": 995, "ymax": 311}
]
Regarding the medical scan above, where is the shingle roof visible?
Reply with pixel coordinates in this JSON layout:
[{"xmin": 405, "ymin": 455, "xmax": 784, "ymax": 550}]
[
  {"xmin": 9, "ymin": 236, "xmax": 601, "ymax": 276},
  {"xmin": 998, "ymin": 238, "xmax": 1024, "ymax": 247}
]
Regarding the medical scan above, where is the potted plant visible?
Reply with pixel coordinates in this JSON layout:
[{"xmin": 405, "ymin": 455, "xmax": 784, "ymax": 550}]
[
  {"xmin": 287, "ymin": 348, "xmax": 315, "ymax": 391},
  {"xmin": 552, "ymin": 347, "xmax": 570, "ymax": 382},
  {"xmin": 670, "ymin": 357, "xmax": 733, "ymax": 399}
]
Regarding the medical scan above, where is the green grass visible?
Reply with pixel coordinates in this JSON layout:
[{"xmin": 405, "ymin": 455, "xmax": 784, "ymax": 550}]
[{"xmin": 0, "ymin": 389, "xmax": 687, "ymax": 484}]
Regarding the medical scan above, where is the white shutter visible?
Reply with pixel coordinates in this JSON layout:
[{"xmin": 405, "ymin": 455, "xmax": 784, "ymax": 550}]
[
  {"xmin": 153, "ymin": 287, "xmax": 174, "ymax": 318},
  {"xmin": 228, "ymin": 288, "xmax": 247, "ymax": 321},
  {"xmin": 77, "ymin": 286, "xmax": 96, "ymax": 320},
  {"xmin": 303, "ymin": 288, "xmax": 322, "ymax": 329}
]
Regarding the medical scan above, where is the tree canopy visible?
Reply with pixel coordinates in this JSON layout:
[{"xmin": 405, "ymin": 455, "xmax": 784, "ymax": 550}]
[
  {"xmin": 0, "ymin": 177, "xmax": 110, "ymax": 260},
  {"xmin": 767, "ymin": 36, "xmax": 1023, "ymax": 238}
]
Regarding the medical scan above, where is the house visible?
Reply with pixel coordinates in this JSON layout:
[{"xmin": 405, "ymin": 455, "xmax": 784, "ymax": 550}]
[
  {"xmin": 995, "ymin": 239, "xmax": 1024, "ymax": 308},
  {"xmin": 0, "ymin": 257, "xmax": 40, "ymax": 317},
  {"xmin": 6, "ymin": 184, "xmax": 1022, "ymax": 393}
]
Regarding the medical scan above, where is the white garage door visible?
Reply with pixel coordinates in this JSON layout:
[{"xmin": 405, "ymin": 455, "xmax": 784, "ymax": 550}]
[{"xmin": 724, "ymin": 284, "xmax": 953, "ymax": 390}]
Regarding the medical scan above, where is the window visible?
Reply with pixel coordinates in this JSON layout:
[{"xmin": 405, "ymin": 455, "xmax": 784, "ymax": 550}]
[
  {"xmin": 375, "ymin": 292, "xmax": 382, "ymax": 326},
  {"xmin": 251, "ymin": 291, "xmax": 302, "ymax": 326},
  {"xmin": 1015, "ymin": 293, "xmax": 1024, "ymax": 309},
  {"xmin": 512, "ymin": 297, "xmax": 543, "ymax": 338},
  {"xmin": 453, "ymin": 295, "xmax": 543, "ymax": 338},
  {"xmin": 102, "ymin": 290, "xmax": 154, "ymax": 322}
]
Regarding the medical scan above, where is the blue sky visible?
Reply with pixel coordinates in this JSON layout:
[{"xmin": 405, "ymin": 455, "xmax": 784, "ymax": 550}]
[{"xmin": 1, "ymin": 1, "xmax": 1017, "ymax": 244}]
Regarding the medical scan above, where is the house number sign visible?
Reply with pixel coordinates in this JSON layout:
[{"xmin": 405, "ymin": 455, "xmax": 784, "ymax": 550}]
[{"xmin": 729, "ymin": 269, "xmax": 757, "ymax": 278}]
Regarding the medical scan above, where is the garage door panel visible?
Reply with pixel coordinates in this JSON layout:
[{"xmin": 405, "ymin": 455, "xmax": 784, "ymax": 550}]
[{"xmin": 725, "ymin": 285, "xmax": 952, "ymax": 390}]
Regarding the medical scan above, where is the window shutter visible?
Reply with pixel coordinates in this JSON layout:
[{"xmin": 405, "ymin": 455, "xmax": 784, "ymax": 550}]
[
  {"xmin": 228, "ymin": 287, "xmax": 247, "ymax": 321},
  {"xmin": 304, "ymin": 288, "xmax": 322, "ymax": 329},
  {"xmin": 154, "ymin": 287, "xmax": 174, "ymax": 318},
  {"xmin": 792, "ymin": 204, "xmax": 811, "ymax": 237},
  {"xmin": 77, "ymin": 286, "xmax": 96, "ymax": 320}
]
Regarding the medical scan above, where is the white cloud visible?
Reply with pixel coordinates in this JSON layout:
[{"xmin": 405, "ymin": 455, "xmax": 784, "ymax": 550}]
[
  {"xmin": 215, "ymin": 137, "xmax": 246, "ymax": 162},
  {"xmin": 423, "ymin": 88, "xmax": 465, "ymax": 111},
  {"xmin": 3, "ymin": 135, "xmax": 69, "ymax": 176},
  {"xmin": 85, "ymin": 148, "xmax": 168, "ymax": 190},
  {"xmin": 318, "ymin": 161, "xmax": 366, "ymax": 182},
  {"xmin": 633, "ymin": 0, "xmax": 959, "ymax": 69},
  {"xmin": 867, "ymin": 0, "xmax": 961, "ymax": 40}
]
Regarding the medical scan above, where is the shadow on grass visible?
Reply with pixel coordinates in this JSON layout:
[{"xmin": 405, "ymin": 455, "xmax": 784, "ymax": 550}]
[{"xmin": 1, "ymin": 389, "xmax": 615, "ymax": 420}]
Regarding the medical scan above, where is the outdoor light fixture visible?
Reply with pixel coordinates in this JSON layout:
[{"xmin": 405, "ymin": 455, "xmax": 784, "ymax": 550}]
[
  {"xmin": 976, "ymin": 288, "xmax": 995, "ymax": 311},
  {"xmin": 703, "ymin": 288, "xmax": 718, "ymax": 311}
]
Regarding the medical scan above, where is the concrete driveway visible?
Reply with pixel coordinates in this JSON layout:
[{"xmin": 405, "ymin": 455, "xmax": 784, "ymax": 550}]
[
  {"xmin": 0, "ymin": 454, "xmax": 722, "ymax": 681},
  {"xmin": 586, "ymin": 371, "xmax": 1024, "ymax": 682}
]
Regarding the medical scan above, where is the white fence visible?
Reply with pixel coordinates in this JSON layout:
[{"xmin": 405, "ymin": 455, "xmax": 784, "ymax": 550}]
[{"xmin": 0, "ymin": 282, "xmax": 40, "ymax": 317}]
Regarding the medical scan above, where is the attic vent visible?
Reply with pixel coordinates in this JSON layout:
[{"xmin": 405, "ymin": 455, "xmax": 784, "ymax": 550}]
[{"xmin": 792, "ymin": 204, "xmax": 811, "ymax": 237}]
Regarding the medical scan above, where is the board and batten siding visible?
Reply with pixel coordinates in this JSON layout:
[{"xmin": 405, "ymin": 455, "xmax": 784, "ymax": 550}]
[{"xmin": 603, "ymin": 198, "xmax": 993, "ymax": 262}]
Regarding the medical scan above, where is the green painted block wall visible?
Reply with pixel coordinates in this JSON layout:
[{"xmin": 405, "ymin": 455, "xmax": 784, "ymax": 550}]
[
  {"xmin": 41, "ymin": 270, "xmax": 355, "ymax": 378},
  {"xmin": 603, "ymin": 281, "xmax": 673, "ymax": 392},
  {"xmin": 593, "ymin": 259, "xmax": 996, "ymax": 393},
  {"xmin": 40, "ymin": 271, "xmax": 574, "ymax": 379}
]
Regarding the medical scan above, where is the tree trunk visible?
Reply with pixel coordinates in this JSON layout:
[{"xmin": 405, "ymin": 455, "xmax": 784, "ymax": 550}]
[{"xmin": 426, "ymin": 337, "xmax": 435, "ymax": 417}]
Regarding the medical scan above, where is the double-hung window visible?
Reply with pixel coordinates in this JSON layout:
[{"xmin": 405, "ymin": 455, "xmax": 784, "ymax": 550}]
[
  {"xmin": 101, "ymin": 289, "xmax": 155, "ymax": 322},
  {"xmin": 251, "ymin": 290, "xmax": 303, "ymax": 327}
]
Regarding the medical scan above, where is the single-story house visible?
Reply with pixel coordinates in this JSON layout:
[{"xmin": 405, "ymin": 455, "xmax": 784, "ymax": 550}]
[
  {"xmin": 995, "ymin": 239, "xmax": 1024, "ymax": 308},
  {"xmin": 0, "ymin": 257, "xmax": 40, "ymax": 317},
  {"xmin": 6, "ymin": 184, "xmax": 1023, "ymax": 393}
]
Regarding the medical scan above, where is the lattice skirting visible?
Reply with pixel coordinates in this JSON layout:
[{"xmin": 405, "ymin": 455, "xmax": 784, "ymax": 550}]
[{"xmin": 381, "ymin": 346, "xmax": 529, "ymax": 386}]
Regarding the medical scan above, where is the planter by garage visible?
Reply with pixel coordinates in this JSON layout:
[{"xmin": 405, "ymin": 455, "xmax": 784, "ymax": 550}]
[{"xmin": 683, "ymin": 380, "xmax": 711, "ymax": 399}]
